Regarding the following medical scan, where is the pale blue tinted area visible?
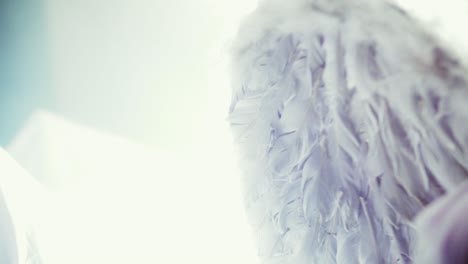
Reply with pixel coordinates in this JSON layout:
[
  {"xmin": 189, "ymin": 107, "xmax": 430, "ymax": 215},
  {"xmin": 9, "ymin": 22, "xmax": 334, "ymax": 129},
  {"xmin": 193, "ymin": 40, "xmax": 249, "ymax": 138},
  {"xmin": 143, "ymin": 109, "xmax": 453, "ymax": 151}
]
[{"xmin": 0, "ymin": 0, "xmax": 54, "ymax": 146}]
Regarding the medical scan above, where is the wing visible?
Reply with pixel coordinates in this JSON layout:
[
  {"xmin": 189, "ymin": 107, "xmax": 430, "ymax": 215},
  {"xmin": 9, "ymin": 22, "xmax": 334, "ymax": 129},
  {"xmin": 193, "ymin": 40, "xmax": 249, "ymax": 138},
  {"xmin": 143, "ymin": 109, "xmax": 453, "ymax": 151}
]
[{"xmin": 229, "ymin": 0, "xmax": 468, "ymax": 263}]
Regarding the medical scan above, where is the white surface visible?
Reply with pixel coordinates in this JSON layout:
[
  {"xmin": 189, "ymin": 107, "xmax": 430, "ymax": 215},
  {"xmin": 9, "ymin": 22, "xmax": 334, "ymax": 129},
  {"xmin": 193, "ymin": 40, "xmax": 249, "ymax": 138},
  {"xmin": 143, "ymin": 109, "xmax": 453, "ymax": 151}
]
[
  {"xmin": 43, "ymin": 0, "xmax": 257, "ymax": 150},
  {"xmin": 7, "ymin": 111, "xmax": 259, "ymax": 264},
  {"xmin": 4, "ymin": 1, "xmax": 261, "ymax": 262},
  {"xmin": 0, "ymin": 148, "xmax": 47, "ymax": 264}
]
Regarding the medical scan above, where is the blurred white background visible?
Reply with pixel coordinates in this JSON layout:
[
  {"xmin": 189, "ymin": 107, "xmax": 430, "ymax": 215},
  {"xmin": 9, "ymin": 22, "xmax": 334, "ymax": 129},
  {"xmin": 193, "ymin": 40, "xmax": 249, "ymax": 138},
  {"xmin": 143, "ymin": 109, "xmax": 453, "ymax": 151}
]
[
  {"xmin": 45, "ymin": 0, "xmax": 250, "ymax": 151},
  {"xmin": 0, "ymin": 0, "xmax": 259, "ymax": 263}
]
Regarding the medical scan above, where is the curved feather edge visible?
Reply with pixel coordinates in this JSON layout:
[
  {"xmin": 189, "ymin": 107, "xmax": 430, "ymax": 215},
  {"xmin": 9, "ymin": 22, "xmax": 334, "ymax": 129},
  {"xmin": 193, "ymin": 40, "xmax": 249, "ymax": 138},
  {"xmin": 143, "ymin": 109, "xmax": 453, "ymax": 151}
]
[{"xmin": 229, "ymin": 0, "xmax": 468, "ymax": 263}]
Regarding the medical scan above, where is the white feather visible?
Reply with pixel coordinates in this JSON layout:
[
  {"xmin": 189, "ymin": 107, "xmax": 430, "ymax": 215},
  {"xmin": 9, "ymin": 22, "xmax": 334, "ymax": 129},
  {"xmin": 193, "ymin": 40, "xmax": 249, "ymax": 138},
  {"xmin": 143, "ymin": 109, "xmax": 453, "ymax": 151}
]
[{"xmin": 229, "ymin": 0, "xmax": 468, "ymax": 263}]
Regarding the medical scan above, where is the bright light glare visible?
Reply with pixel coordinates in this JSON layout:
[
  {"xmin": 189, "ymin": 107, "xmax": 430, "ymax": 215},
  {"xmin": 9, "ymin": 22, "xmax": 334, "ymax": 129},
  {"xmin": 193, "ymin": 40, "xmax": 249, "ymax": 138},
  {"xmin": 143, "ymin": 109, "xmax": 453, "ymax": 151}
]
[
  {"xmin": 7, "ymin": 111, "xmax": 259, "ymax": 264},
  {"xmin": 3, "ymin": 0, "xmax": 261, "ymax": 263}
]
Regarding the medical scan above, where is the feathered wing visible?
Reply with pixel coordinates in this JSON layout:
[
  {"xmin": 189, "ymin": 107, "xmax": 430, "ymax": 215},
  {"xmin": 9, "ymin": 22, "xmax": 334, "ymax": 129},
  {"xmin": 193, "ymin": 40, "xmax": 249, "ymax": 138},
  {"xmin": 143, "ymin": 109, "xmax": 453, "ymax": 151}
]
[{"xmin": 229, "ymin": 0, "xmax": 468, "ymax": 263}]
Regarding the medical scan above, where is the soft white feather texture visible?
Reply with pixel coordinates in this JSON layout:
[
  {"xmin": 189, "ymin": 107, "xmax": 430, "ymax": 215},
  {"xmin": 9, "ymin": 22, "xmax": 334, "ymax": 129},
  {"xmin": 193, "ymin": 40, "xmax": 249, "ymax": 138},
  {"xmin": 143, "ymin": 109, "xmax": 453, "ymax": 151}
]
[{"xmin": 229, "ymin": 0, "xmax": 468, "ymax": 263}]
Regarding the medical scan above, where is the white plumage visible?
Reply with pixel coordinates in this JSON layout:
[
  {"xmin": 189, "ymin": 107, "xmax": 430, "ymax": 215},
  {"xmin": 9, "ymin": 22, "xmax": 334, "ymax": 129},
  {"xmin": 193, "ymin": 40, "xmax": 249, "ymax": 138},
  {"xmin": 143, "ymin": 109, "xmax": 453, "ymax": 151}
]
[{"xmin": 229, "ymin": 0, "xmax": 468, "ymax": 263}]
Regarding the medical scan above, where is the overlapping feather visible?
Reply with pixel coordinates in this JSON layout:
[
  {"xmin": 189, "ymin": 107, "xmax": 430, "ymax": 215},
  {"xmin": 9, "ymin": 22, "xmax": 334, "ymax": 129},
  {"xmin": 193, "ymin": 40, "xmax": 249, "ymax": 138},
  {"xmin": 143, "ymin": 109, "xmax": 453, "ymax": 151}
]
[{"xmin": 229, "ymin": 0, "xmax": 468, "ymax": 263}]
